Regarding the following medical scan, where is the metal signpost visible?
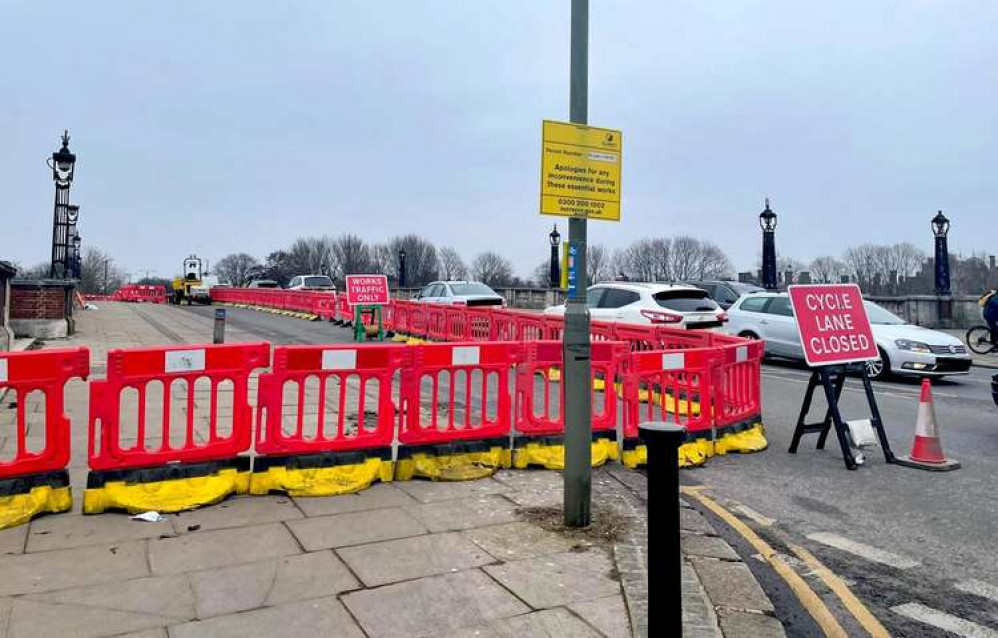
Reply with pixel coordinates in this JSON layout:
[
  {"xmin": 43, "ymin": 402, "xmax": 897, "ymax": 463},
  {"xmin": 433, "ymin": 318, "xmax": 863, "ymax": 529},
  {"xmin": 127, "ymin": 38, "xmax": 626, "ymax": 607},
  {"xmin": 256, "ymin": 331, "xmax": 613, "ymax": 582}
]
[
  {"xmin": 787, "ymin": 284, "xmax": 895, "ymax": 469},
  {"xmin": 541, "ymin": 0, "xmax": 623, "ymax": 527}
]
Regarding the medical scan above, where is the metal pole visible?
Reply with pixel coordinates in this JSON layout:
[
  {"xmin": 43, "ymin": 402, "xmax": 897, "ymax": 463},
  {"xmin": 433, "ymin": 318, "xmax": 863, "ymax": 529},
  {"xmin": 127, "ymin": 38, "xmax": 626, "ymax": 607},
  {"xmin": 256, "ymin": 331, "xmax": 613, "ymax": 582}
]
[
  {"xmin": 103, "ymin": 259, "xmax": 109, "ymax": 294},
  {"xmin": 563, "ymin": 0, "xmax": 592, "ymax": 528},
  {"xmin": 213, "ymin": 308, "xmax": 226, "ymax": 344},
  {"xmin": 639, "ymin": 422, "xmax": 686, "ymax": 633}
]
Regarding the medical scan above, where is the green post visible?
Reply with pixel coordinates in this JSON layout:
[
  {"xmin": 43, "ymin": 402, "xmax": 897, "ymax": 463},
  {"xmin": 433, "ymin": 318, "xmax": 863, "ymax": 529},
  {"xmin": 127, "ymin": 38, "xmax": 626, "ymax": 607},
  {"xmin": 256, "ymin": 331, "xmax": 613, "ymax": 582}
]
[
  {"xmin": 563, "ymin": 0, "xmax": 592, "ymax": 528},
  {"xmin": 353, "ymin": 305, "xmax": 384, "ymax": 342}
]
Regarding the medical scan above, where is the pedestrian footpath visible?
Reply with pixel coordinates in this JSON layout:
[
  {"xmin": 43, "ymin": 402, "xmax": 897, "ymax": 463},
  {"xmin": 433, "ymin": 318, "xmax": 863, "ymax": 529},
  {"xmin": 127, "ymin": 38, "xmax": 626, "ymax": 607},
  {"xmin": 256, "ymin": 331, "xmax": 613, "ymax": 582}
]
[{"xmin": 0, "ymin": 302, "xmax": 786, "ymax": 637}]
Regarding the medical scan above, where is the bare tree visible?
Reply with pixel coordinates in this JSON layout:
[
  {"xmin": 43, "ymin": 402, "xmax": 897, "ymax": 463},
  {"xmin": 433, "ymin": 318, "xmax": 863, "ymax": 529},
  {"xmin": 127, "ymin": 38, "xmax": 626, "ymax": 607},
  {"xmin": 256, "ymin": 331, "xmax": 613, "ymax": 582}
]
[
  {"xmin": 471, "ymin": 251, "xmax": 514, "ymax": 286},
  {"xmin": 79, "ymin": 247, "xmax": 126, "ymax": 294},
  {"xmin": 620, "ymin": 238, "xmax": 669, "ymax": 281},
  {"xmin": 843, "ymin": 244, "xmax": 879, "ymax": 286},
  {"xmin": 532, "ymin": 260, "xmax": 551, "ymax": 287},
  {"xmin": 438, "ymin": 246, "xmax": 468, "ymax": 280},
  {"xmin": 389, "ymin": 235, "xmax": 438, "ymax": 286},
  {"xmin": 330, "ymin": 234, "xmax": 371, "ymax": 279},
  {"xmin": 16, "ymin": 263, "xmax": 50, "ymax": 280},
  {"xmin": 286, "ymin": 236, "xmax": 335, "ymax": 275},
  {"xmin": 370, "ymin": 243, "xmax": 396, "ymax": 278},
  {"xmin": 809, "ymin": 256, "xmax": 848, "ymax": 283},
  {"xmin": 214, "ymin": 253, "xmax": 260, "ymax": 287},
  {"xmin": 587, "ymin": 244, "xmax": 614, "ymax": 284},
  {"xmin": 668, "ymin": 236, "xmax": 704, "ymax": 281}
]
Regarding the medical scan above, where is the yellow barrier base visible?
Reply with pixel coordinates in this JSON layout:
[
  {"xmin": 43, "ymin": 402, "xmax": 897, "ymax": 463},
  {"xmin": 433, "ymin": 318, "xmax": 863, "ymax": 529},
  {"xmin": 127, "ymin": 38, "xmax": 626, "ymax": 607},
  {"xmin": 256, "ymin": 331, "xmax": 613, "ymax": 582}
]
[
  {"xmin": 395, "ymin": 445, "xmax": 510, "ymax": 481},
  {"xmin": 0, "ymin": 471, "xmax": 72, "ymax": 530},
  {"xmin": 392, "ymin": 333, "xmax": 409, "ymax": 342},
  {"xmin": 512, "ymin": 436, "xmax": 618, "ymax": 470},
  {"xmin": 621, "ymin": 438, "xmax": 711, "ymax": 469},
  {"xmin": 250, "ymin": 456, "xmax": 393, "ymax": 497},
  {"xmin": 84, "ymin": 459, "xmax": 250, "ymax": 514},
  {"xmin": 714, "ymin": 422, "xmax": 768, "ymax": 455}
]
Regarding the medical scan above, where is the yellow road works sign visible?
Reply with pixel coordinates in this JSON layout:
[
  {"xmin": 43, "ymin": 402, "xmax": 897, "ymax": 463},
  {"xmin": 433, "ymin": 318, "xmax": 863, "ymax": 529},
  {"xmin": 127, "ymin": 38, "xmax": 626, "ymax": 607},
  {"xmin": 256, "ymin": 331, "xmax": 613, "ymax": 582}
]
[{"xmin": 540, "ymin": 120, "xmax": 622, "ymax": 222}]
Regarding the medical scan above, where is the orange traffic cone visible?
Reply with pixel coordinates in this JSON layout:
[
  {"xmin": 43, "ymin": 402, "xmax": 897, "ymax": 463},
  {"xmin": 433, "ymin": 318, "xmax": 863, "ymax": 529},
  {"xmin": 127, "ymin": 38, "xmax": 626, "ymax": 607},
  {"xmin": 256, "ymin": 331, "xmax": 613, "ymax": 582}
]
[{"xmin": 896, "ymin": 379, "xmax": 960, "ymax": 471}]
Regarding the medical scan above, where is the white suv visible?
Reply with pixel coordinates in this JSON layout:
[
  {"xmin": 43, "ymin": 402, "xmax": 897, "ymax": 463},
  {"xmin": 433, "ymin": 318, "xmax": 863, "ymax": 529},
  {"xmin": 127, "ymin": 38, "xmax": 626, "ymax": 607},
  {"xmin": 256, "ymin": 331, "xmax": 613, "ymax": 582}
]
[
  {"xmin": 287, "ymin": 275, "xmax": 334, "ymax": 291},
  {"xmin": 544, "ymin": 282, "xmax": 725, "ymax": 329}
]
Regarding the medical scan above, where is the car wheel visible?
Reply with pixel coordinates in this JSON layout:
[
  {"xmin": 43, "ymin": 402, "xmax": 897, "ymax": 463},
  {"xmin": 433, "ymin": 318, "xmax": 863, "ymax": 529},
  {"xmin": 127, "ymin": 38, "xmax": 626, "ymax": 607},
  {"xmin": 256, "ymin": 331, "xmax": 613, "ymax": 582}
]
[
  {"xmin": 865, "ymin": 349, "xmax": 891, "ymax": 381},
  {"xmin": 738, "ymin": 331, "xmax": 760, "ymax": 340}
]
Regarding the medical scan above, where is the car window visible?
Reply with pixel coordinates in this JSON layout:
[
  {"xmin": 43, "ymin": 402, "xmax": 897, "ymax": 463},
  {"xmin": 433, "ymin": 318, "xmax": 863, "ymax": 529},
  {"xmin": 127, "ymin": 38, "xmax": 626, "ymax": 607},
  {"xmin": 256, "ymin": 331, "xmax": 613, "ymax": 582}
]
[
  {"xmin": 766, "ymin": 297, "xmax": 795, "ymax": 317},
  {"xmin": 586, "ymin": 287, "xmax": 606, "ymax": 309},
  {"xmin": 714, "ymin": 285, "xmax": 739, "ymax": 305},
  {"xmin": 450, "ymin": 283, "xmax": 496, "ymax": 296},
  {"xmin": 419, "ymin": 284, "xmax": 435, "ymax": 298},
  {"xmin": 738, "ymin": 296, "xmax": 769, "ymax": 313},
  {"xmin": 600, "ymin": 288, "xmax": 640, "ymax": 309},
  {"xmin": 303, "ymin": 276, "xmax": 333, "ymax": 288},
  {"xmin": 653, "ymin": 290, "xmax": 719, "ymax": 312},
  {"xmin": 431, "ymin": 284, "xmax": 446, "ymax": 297},
  {"xmin": 289, "ymin": 277, "xmax": 301, "ymax": 288}
]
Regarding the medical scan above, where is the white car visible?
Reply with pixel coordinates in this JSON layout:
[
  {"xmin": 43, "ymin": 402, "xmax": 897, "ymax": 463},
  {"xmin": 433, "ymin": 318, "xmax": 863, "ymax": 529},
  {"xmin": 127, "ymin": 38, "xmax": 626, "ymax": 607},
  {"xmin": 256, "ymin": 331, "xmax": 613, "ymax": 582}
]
[
  {"xmin": 415, "ymin": 281, "xmax": 505, "ymax": 307},
  {"xmin": 543, "ymin": 282, "xmax": 726, "ymax": 329},
  {"xmin": 287, "ymin": 274, "xmax": 334, "ymax": 291},
  {"xmin": 724, "ymin": 292, "xmax": 972, "ymax": 379}
]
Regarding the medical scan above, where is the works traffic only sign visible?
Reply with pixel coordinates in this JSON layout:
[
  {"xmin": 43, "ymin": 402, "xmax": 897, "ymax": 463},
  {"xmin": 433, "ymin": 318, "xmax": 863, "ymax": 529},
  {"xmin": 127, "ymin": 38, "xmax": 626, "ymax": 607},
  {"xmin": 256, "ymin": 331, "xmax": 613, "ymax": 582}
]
[
  {"xmin": 540, "ymin": 120, "xmax": 622, "ymax": 222},
  {"xmin": 345, "ymin": 275, "xmax": 390, "ymax": 305},
  {"xmin": 788, "ymin": 284, "xmax": 879, "ymax": 367}
]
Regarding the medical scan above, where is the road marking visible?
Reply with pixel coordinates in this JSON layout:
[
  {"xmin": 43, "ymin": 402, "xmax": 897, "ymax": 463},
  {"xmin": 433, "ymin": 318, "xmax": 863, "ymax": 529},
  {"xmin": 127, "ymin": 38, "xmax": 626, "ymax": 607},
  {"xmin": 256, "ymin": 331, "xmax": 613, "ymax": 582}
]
[
  {"xmin": 790, "ymin": 544, "xmax": 891, "ymax": 638},
  {"xmin": 891, "ymin": 602, "xmax": 998, "ymax": 638},
  {"xmin": 761, "ymin": 370, "xmax": 965, "ymax": 399},
  {"xmin": 681, "ymin": 488, "xmax": 849, "ymax": 638},
  {"xmin": 733, "ymin": 504, "xmax": 776, "ymax": 527},
  {"xmin": 806, "ymin": 532, "xmax": 921, "ymax": 569},
  {"xmin": 954, "ymin": 579, "xmax": 998, "ymax": 603}
]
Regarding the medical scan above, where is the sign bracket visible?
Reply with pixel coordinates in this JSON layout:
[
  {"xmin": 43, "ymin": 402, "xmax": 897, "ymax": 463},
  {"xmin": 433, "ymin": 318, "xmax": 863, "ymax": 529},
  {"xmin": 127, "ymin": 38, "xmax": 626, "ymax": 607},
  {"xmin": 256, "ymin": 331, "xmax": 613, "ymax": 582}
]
[{"xmin": 789, "ymin": 364, "xmax": 895, "ymax": 470}]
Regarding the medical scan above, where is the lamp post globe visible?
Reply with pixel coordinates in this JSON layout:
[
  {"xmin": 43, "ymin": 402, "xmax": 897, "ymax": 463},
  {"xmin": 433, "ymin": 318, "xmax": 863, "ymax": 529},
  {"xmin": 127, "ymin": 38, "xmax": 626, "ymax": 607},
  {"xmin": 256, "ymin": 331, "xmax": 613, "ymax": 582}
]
[
  {"xmin": 548, "ymin": 224, "xmax": 561, "ymax": 288},
  {"xmin": 50, "ymin": 130, "xmax": 76, "ymax": 187},
  {"xmin": 932, "ymin": 210, "xmax": 951, "ymax": 295},
  {"xmin": 72, "ymin": 234, "xmax": 82, "ymax": 279},
  {"xmin": 759, "ymin": 198, "xmax": 778, "ymax": 290}
]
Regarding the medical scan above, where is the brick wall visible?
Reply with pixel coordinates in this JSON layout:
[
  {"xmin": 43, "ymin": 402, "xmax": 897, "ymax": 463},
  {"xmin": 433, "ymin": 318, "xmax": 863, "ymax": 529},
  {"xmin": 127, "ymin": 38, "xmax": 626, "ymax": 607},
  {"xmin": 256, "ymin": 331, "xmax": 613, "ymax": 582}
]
[{"xmin": 11, "ymin": 282, "xmax": 71, "ymax": 320}]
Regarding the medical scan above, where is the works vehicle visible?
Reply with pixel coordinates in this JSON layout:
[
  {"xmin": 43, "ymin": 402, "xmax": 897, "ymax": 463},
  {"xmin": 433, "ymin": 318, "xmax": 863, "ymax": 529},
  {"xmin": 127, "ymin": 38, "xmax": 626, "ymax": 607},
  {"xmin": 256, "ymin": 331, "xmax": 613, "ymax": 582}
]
[
  {"xmin": 415, "ymin": 281, "xmax": 505, "ymax": 306},
  {"xmin": 170, "ymin": 255, "xmax": 211, "ymax": 305},
  {"xmin": 724, "ymin": 292, "xmax": 972, "ymax": 379},
  {"xmin": 544, "ymin": 282, "xmax": 725, "ymax": 329}
]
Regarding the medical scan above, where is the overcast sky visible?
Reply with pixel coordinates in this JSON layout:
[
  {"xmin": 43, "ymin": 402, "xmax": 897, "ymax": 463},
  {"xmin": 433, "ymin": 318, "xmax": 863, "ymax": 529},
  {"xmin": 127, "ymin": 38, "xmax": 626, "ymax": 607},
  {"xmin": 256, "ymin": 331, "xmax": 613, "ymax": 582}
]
[{"xmin": 2, "ymin": 1, "xmax": 995, "ymax": 280}]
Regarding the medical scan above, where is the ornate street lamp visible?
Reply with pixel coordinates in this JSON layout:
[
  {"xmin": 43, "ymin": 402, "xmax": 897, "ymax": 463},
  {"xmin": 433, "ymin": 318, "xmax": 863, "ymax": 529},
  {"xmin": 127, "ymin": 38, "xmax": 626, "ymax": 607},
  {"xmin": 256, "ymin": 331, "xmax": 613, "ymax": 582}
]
[
  {"xmin": 48, "ymin": 131, "xmax": 78, "ymax": 278},
  {"xmin": 932, "ymin": 210, "xmax": 951, "ymax": 296},
  {"xmin": 548, "ymin": 224, "xmax": 561, "ymax": 288},
  {"xmin": 759, "ymin": 198, "xmax": 778, "ymax": 290},
  {"xmin": 398, "ymin": 249, "xmax": 407, "ymax": 288},
  {"xmin": 72, "ymin": 234, "xmax": 82, "ymax": 279}
]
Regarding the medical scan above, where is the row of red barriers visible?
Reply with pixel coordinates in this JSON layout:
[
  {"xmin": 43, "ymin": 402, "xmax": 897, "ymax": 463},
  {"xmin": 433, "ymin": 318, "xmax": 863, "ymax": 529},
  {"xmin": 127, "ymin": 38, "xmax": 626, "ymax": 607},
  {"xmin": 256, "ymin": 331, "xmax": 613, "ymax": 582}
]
[{"xmin": 103, "ymin": 284, "xmax": 168, "ymax": 304}]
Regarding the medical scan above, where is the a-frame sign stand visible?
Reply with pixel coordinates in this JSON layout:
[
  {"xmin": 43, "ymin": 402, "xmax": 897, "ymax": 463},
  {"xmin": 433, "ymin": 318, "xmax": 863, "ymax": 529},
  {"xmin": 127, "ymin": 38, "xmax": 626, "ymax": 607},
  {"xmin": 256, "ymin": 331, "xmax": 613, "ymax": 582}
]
[{"xmin": 788, "ymin": 363, "xmax": 896, "ymax": 470}]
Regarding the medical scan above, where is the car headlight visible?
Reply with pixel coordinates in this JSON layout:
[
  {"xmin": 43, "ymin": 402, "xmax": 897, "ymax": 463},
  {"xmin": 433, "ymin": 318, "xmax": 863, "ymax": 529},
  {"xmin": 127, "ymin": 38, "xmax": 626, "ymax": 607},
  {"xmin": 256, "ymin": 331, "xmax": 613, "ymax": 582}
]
[{"xmin": 894, "ymin": 339, "xmax": 931, "ymax": 353}]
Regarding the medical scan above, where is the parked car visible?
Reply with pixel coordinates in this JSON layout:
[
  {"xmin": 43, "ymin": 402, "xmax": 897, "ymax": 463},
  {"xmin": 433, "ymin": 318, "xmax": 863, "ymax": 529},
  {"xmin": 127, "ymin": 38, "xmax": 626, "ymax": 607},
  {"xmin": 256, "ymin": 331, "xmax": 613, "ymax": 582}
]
[
  {"xmin": 724, "ymin": 292, "xmax": 972, "ymax": 379},
  {"xmin": 287, "ymin": 274, "xmax": 334, "ymax": 291},
  {"xmin": 543, "ymin": 282, "xmax": 725, "ymax": 329},
  {"xmin": 684, "ymin": 280, "xmax": 765, "ymax": 310},
  {"xmin": 248, "ymin": 279, "xmax": 279, "ymax": 289},
  {"xmin": 991, "ymin": 373, "xmax": 997, "ymax": 407},
  {"xmin": 414, "ymin": 281, "xmax": 505, "ymax": 307}
]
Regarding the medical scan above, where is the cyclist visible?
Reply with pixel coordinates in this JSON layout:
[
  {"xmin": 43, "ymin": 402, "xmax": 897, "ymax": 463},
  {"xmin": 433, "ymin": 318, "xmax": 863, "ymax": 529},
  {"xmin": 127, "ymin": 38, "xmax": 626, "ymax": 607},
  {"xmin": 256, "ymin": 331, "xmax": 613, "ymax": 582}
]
[{"xmin": 981, "ymin": 289, "xmax": 998, "ymax": 346}]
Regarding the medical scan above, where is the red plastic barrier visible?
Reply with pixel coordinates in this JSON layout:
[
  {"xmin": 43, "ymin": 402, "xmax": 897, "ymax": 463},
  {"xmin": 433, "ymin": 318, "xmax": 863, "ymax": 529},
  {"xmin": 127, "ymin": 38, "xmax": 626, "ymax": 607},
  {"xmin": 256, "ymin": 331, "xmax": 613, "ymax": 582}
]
[
  {"xmin": 337, "ymin": 295, "xmax": 352, "ymax": 323},
  {"xmin": 445, "ymin": 306, "xmax": 469, "ymax": 341},
  {"xmin": 88, "ymin": 343, "xmax": 270, "ymax": 471},
  {"xmin": 399, "ymin": 342, "xmax": 521, "ymax": 445},
  {"xmin": 314, "ymin": 293, "xmax": 337, "ymax": 320},
  {"xmin": 0, "ymin": 348, "xmax": 89, "ymax": 479},
  {"xmin": 712, "ymin": 340, "xmax": 764, "ymax": 428},
  {"xmin": 491, "ymin": 309, "xmax": 519, "ymax": 341},
  {"xmin": 468, "ymin": 308, "xmax": 495, "ymax": 341},
  {"xmin": 256, "ymin": 344, "xmax": 405, "ymax": 455},
  {"xmin": 113, "ymin": 284, "xmax": 167, "ymax": 304},
  {"xmin": 426, "ymin": 305, "xmax": 448, "ymax": 341},
  {"xmin": 514, "ymin": 340, "xmax": 627, "ymax": 438},
  {"xmin": 622, "ymin": 347, "xmax": 713, "ymax": 440},
  {"xmin": 515, "ymin": 313, "xmax": 546, "ymax": 342}
]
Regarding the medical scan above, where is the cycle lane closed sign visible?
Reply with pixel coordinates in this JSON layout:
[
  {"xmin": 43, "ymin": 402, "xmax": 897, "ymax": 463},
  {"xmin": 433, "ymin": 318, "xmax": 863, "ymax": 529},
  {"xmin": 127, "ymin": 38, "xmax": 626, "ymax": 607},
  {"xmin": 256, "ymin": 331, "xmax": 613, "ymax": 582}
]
[{"xmin": 788, "ymin": 283, "xmax": 879, "ymax": 367}]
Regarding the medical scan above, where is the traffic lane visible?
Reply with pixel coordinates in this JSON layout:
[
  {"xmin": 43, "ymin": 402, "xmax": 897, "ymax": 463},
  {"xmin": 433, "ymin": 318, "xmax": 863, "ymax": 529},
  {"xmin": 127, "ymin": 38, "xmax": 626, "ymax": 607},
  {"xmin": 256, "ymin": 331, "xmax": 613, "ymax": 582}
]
[
  {"xmin": 698, "ymin": 368, "xmax": 998, "ymax": 586},
  {"xmin": 179, "ymin": 305, "xmax": 357, "ymax": 345},
  {"xmin": 761, "ymin": 357, "xmax": 995, "ymax": 404}
]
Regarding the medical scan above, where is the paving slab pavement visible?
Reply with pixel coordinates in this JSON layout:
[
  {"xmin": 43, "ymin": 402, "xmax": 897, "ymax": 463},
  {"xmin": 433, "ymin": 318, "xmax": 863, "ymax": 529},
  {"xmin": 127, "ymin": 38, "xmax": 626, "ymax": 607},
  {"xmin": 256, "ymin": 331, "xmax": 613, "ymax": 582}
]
[{"xmin": 0, "ymin": 301, "xmax": 789, "ymax": 636}]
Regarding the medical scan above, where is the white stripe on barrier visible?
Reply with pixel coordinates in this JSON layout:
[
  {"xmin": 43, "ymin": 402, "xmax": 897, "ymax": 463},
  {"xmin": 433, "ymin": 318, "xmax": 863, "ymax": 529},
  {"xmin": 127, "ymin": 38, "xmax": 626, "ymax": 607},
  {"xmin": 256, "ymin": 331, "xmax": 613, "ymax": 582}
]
[
  {"xmin": 736, "ymin": 346, "xmax": 748, "ymax": 362},
  {"xmin": 661, "ymin": 352, "xmax": 685, "ymax": 371},
  {"xmin": 452, "ymin": 346, "xmax": 481, "ymax": 366},
  {"xmin": 165, "ymin": 349, "xmax": 206, "ymax": 374},
  {"xmin": 322, "ymin": 349, "xmax": 358, "ymax": 370},
  {"xmin": 0, "ymin": 358, "xmax": 7, "ymax": 383}
]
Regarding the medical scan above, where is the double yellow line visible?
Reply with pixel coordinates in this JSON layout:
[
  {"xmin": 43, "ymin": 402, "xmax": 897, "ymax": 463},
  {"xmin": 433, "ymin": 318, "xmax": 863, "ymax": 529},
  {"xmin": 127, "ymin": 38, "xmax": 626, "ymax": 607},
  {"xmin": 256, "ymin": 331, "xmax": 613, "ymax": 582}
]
[{"xmin": 682, "ymin": 487, "xmax": 889, "ymax": 638}]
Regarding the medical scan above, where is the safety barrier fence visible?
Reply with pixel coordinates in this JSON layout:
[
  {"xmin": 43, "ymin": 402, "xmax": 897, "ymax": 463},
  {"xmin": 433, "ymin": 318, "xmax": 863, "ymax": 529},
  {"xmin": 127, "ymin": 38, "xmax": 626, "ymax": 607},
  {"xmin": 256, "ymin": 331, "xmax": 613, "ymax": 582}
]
[
  {"xmin": 89, "ymin": 284, "xmax": 168, "ymax": 304},
  {"xmin": 1, "ymin": 328, "xmax": 763, "ymax": 528}
]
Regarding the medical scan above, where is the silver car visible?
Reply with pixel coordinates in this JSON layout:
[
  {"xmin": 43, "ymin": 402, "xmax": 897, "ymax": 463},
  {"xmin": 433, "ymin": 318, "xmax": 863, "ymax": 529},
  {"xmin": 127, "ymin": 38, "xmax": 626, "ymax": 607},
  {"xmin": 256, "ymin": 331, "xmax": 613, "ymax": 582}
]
[
  {"xmin": 415, "ymin": 281, "xmax": 505, "ymax": 307},
  {"xmin": 725, "ymin": 292, "xmax": 972, "ymax": 379}
]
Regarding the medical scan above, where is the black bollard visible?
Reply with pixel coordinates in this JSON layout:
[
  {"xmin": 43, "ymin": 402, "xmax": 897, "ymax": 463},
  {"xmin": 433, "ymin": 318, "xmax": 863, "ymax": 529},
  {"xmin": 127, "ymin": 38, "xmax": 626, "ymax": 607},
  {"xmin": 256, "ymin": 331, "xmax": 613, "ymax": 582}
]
[
  {"xmin": 213, "ymin": 308, "xmax": 226, "ymax": 344},
  {"xmin": 639, "ymin": 422, "xmax": 686, "ymax": 635}
]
